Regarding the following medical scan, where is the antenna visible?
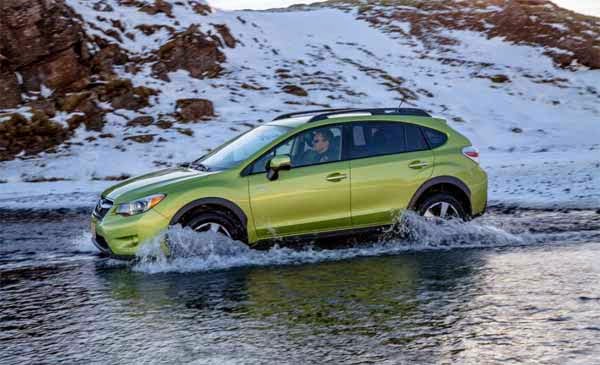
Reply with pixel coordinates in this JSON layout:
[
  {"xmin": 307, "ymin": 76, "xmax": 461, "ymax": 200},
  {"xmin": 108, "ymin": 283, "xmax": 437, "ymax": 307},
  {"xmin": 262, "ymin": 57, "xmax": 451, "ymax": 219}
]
[{"xmin": 398, "ymin": 97, "xmax": 405, "ymax": 109}]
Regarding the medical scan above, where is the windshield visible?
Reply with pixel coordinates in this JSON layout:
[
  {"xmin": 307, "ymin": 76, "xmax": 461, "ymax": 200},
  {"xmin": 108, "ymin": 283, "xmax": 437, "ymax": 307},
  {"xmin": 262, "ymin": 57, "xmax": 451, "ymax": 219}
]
[{"xmin": 196, "ymin": 125, "xmax": 291, "ymax": 170}]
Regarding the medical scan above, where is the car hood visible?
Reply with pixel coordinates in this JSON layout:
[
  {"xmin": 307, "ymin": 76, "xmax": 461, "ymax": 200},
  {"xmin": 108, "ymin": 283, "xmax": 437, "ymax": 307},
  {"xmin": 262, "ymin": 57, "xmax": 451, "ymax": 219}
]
[{"xmin": 102, "ymin": 168, "xmax": 216, "ymax": 201}]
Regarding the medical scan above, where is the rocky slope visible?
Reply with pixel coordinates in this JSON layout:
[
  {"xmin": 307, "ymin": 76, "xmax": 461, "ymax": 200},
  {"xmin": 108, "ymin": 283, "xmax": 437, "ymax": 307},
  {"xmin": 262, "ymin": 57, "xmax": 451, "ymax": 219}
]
[
  {"xmin": 315, "ymin": 0, "xmax": 600, "ymax": 69},
  {"xmin": 0, "ymin": 0, "xmax": 230, "ymax": 161},
  {"xmin": 1, "ymin": 0, "xmax": 599, "ymax": 162},
  {"xmin": 0, "ymin": 0, "xmax": 599, "ymax": 208}
]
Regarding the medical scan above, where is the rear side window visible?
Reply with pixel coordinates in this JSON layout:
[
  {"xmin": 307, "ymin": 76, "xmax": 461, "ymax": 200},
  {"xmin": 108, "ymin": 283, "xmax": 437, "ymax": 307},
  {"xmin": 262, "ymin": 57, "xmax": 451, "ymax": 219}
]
[
  {"xmin": 350, "ymin": 123, "xmax": 407, "ymax": 159},
  {"xmin": 349, "ymin": 122, "xmax": 434, "ymax": 159},
  {"xmin": 405, "ymin": 124, "xmax": 428, "ymax": 152},
  {"xmin": 422, "ymin": 127, "xmax": 448, "ymax": 148}
]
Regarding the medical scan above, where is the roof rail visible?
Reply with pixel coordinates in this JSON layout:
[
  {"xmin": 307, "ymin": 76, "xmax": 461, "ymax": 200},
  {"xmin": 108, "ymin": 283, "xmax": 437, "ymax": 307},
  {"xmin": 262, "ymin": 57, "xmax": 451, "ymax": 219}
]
[
  {"xmin": 307, "ymin": 108, "xmax": 431, "ymax": 122},
  {"xmin": 272, "ymin": 108, "xmax": 356, "ymax": 121}
]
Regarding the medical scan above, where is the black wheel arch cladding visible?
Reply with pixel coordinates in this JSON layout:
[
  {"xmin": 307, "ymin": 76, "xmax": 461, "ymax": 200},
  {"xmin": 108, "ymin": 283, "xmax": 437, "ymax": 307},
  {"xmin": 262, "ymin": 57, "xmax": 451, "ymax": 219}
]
[{"xmin": 169, "ymin": 197, "xmax": 248, "ymax": 227}]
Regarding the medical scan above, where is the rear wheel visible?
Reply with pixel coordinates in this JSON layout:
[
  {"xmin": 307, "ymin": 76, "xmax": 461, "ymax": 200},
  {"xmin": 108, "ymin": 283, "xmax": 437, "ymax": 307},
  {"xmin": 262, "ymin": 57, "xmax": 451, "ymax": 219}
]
[{"xmin": 417, "ymin": 193, "xmax": 468, "ymax": 221}]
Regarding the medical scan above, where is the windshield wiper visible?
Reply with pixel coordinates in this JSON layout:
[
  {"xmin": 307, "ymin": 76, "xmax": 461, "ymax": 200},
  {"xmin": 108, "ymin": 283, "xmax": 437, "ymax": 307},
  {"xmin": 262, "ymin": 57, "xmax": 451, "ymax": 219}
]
[
  {"xmin": 189, "ymin": 161, "xmax": 211, "ymax": 172},
  {"xmin": 178, "ymin": 161, "xmax": 210, "ymax": 171}
]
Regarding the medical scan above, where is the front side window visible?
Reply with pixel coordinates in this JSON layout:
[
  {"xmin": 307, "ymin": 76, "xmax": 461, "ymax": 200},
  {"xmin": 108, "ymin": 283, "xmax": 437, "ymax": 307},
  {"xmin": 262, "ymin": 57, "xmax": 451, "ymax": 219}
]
[
  {"xmin": 251, "ymin": 125, "xmax": 343, "ymax": 173},
  {"xmin": 197, "ymin": 125, "xmax": 291, "ymax": 171},
  {"xmin": 250, "ymin": 138, "xmax": 294, "ymax": 174}
]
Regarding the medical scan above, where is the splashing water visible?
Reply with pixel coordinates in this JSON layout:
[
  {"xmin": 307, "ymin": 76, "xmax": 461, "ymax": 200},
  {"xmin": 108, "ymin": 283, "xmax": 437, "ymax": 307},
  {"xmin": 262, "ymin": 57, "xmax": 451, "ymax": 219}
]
[{"xmin": 132, "ymin": 211, "xmax": 558, "ymax": 274}]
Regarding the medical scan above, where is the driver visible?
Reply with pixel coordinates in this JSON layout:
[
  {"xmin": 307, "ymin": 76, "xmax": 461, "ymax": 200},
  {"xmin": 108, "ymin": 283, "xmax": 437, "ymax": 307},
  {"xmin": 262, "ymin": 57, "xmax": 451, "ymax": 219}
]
[{"xmin": 310, "ymin": 129, "xmax": 337, "ymax": 163}]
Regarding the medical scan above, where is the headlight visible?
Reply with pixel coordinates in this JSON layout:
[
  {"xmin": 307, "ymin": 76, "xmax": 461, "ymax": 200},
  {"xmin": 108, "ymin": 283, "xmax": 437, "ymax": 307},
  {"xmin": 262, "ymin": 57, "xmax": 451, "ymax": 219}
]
[{"xmin": 115, "ymin": 194, "xmax": 166, "ymax": 216}]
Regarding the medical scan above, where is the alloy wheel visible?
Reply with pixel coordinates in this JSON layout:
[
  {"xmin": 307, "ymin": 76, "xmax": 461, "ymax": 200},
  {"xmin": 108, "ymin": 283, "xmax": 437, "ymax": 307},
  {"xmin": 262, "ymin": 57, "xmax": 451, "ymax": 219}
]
[
  {"xmin": 194, "ymin": 222, "xmax": 232, "ymax": 238},
  {"xmin": 423, "ymin": 201, "xmax": 460, "ymax": 219}
]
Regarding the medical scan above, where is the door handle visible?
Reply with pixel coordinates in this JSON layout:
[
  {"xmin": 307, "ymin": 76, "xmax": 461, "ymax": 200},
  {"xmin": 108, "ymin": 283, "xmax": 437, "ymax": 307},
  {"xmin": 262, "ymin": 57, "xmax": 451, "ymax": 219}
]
[
  {"xmin": 409, "ymin": 161, "xmax": 429, "ymax": 169},
  {"xmin": 326, "ymin": 173, "xmax": 347, "ymax": 182}
]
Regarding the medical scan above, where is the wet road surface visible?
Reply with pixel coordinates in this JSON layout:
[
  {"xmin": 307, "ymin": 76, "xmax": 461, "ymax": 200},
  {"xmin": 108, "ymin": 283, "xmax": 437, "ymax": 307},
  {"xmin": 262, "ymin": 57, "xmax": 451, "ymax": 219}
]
[{"xmin": 1, "ymin": 207, "xmax": 600, "ymax": 364}]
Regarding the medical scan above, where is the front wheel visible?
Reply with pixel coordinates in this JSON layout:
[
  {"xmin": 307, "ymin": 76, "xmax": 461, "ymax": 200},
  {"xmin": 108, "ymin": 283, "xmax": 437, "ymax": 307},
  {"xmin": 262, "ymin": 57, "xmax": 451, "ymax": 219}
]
[
  {"xmin": 417, "ymin": 193, "xmax": 468, "ymax": 221},
  {"xmin": 185, "ymin": 211, "xmax": 245, "ymax": 241}
]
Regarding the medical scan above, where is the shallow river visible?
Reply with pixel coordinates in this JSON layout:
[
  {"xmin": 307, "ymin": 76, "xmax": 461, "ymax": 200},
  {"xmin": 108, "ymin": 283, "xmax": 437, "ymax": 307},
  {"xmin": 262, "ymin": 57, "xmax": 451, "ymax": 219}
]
[{"xmin": 1, "ymin": 208, "xmax": 600, "ymax": 364}]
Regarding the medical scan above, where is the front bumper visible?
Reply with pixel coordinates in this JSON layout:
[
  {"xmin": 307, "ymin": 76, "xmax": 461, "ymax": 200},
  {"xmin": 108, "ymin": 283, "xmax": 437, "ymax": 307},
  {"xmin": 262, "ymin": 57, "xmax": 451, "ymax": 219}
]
[
  {"xmin": 91, "ymin": 235, "xmax": 136, "ymax": 260},
  {"xmin": 91, "ymin": 209, "xmax": 170, "ymax": 258}
]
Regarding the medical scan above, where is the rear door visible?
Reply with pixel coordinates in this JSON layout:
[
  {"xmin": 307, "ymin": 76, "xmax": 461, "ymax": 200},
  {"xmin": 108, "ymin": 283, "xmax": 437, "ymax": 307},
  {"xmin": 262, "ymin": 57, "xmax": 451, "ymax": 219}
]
[{"xmin": 347, "ymin": 122, "xmax": 434, "ymax": 227}]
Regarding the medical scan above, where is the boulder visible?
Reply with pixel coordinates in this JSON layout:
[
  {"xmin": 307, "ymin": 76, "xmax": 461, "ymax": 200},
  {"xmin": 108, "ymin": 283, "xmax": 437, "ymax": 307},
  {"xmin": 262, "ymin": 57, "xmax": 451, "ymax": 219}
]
[
  {"xmin": 0, "ymin": 60, "xmax": 21, "ymax": 108},
  {"xmin": 91, "ymin": 44, "xmax": 129, "ymax": 77},
  {"xmin": 282, "ymin": 84, "xmax": 308, "ymax": 97},
  {"xmin": 20, "ymin": 48, "xmax": 89, "ymax": 92},
  {"xmin": 490, "ymin": 74, "xmax": 511, "ymax": 83},
  {"xmin": 152, "ymin": 25, "xmax": 225, "ymax": 81},
  {"xmin": 213, "ymin": 24, "xmax": 237, "ymax": 48},
  {"xmin": 0, "ymin": 111, "xmax": 71, "ymax": 161},
  {"xmin": 155, "ymin": 120, "xmax": 173, "ymax": 129},
  {"xmin": 0, "ymin": 0, "xmax": 85, "ymax": 68},
  {"xmin": 124, "ymin": 134, "xmax": 155, "ymax": 143},
  {"xmin": 575, "ymin": 47, "xmax": 600, "ymax": 70},
  {"xmin": 66, "ymin": 109, "xmax": 105, "ymax": 132},
  {"xmin": 0, "ymin": 0, "xmax": 92, "ymax": 99},
  {"xmin": 127, "ymin": 116, "xmax": 154, "ymax": 127},
  {"xmin": 192, "ymin": 2, "xmax": 212, "ymax": 15},
  {"xmin": 139, "ymin": 0, "xmax": 173, "ymax": 17},
  {"xmin": 58, "ymin": 91, "xmax": 105, "ymax": 131},
  {"xmin": 177, "ymin": 128, "xmax": 194, "ymax": 136},
  {"xmin": 176, "ymin": 98, "xmax": 214, "ymax": 121},
  {"xmin": 135, "ymin": 23, "xmax": 175, "ymax": 36},
  {"xmin": 92, "ymin": 1, "xmax": 114, "ymax": 12},
  {"xmin": 59, "ymin": 92, "xmax": 93, "ymax": 113},
  {"xmin": 26, "ymin": 99, "xmax": 56, "ymax": 118},
  {"xmin": 97, "ymin": 79, "xmax": 157, "ymax": 110}
]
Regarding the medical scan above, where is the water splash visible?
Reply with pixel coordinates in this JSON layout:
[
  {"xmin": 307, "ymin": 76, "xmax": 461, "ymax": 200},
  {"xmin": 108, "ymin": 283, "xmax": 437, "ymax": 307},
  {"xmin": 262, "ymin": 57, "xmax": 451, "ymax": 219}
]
[{"xmin": 131, "ymin": 211, "xmax": 545, "ymax": 274}]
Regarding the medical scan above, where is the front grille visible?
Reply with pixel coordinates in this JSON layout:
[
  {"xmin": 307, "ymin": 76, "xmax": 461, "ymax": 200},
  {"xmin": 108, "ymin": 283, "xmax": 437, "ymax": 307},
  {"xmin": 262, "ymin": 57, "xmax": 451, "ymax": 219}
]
[{"xmin": 93, "ymin": 198, "xmax": 113, "ymax": 220}]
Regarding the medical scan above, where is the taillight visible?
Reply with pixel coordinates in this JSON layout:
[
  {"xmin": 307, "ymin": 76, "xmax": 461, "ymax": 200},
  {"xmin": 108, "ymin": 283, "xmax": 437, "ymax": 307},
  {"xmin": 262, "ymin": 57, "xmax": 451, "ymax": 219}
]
[{"xmin": 462, "ymin": 146, "xmax": 480, "ymax": 164}]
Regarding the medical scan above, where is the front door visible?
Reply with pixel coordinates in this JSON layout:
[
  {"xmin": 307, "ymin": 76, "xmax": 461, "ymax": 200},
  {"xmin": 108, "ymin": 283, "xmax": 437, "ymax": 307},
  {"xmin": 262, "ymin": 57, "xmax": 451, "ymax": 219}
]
[{"xmin": 248, "ymin": 125, "xmax": 351, "ymax": 239}]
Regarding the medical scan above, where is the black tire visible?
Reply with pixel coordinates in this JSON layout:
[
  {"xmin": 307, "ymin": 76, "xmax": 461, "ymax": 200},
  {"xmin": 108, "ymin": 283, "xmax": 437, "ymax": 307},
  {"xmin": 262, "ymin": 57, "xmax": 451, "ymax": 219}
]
[
  {"xmin": 416, "ymin": 193, "xmax": 468, "ymax": 221},
  {"xmin": 183, "ymin": 210, "xmax": 246, "ymax": 242}
]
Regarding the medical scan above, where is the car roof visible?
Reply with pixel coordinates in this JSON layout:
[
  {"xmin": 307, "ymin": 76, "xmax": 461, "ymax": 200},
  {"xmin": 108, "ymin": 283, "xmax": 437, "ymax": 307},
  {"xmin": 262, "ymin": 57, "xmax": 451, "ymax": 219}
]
[
  {"xmin": 267, "ymin": 108, "xmax": 440, "ymax": 128},
  {"xmin": 266, "ymin": 107, "xmax": 446, "ymax": 130}
]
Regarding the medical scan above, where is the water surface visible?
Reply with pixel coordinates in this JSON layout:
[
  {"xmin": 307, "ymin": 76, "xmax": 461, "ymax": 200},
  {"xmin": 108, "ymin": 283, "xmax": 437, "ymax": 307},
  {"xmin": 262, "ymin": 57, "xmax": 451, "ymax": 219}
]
[{"xmin": 1, "ymin": 208, "xmax": 600, "ymax": 364}]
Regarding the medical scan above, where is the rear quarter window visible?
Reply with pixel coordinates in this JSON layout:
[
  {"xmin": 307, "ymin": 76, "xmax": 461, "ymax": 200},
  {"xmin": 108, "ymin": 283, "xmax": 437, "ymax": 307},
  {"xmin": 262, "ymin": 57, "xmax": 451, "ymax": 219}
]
[{"xmin": 422, "ymin": 127, "xmax": 448, "ymax": 148}]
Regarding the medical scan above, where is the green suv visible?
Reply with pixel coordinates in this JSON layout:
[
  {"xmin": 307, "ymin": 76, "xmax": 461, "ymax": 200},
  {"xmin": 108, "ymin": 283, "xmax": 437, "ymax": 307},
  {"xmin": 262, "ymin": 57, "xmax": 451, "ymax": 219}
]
[{"xmin": 91, "ymin": 108, "xmax": 487, "ymax": 258}]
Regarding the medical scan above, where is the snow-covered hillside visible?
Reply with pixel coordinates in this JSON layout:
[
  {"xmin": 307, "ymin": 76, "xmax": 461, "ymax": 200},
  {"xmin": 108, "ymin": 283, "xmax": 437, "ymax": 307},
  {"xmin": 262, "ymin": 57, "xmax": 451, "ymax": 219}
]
[{"xmin": 0, "ymin": 0, "xmax": 599, "ymax": 209}]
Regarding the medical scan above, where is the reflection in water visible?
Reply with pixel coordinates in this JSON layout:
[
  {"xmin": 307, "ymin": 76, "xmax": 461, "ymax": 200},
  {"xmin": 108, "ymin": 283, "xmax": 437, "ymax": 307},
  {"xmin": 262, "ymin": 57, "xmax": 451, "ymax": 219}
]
[{"xmin": 91, "ymin": 251, "xmax": 487, "ymax": 363}]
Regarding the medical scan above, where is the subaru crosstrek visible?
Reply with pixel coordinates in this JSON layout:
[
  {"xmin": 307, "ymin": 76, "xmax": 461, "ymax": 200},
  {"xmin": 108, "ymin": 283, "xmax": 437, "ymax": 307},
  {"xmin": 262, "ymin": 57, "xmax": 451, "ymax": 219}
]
[{"xmin": 91, "ymin": 107, "xmax": 488, "ymax": 258}]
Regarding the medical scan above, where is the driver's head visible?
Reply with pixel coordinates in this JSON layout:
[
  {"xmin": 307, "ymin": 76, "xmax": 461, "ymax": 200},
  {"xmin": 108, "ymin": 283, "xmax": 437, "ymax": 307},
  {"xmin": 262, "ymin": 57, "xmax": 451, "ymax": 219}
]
[{"xmin": 313, "ymin": 129, "xmax": 333, "ymax": 154}]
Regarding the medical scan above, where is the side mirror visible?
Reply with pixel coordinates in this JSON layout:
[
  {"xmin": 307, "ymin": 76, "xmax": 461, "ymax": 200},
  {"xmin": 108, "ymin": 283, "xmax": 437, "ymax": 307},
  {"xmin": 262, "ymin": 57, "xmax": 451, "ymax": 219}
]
[{"xmin": 266, "ymin": 155, "xmax": 291, "ymax": 181}]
